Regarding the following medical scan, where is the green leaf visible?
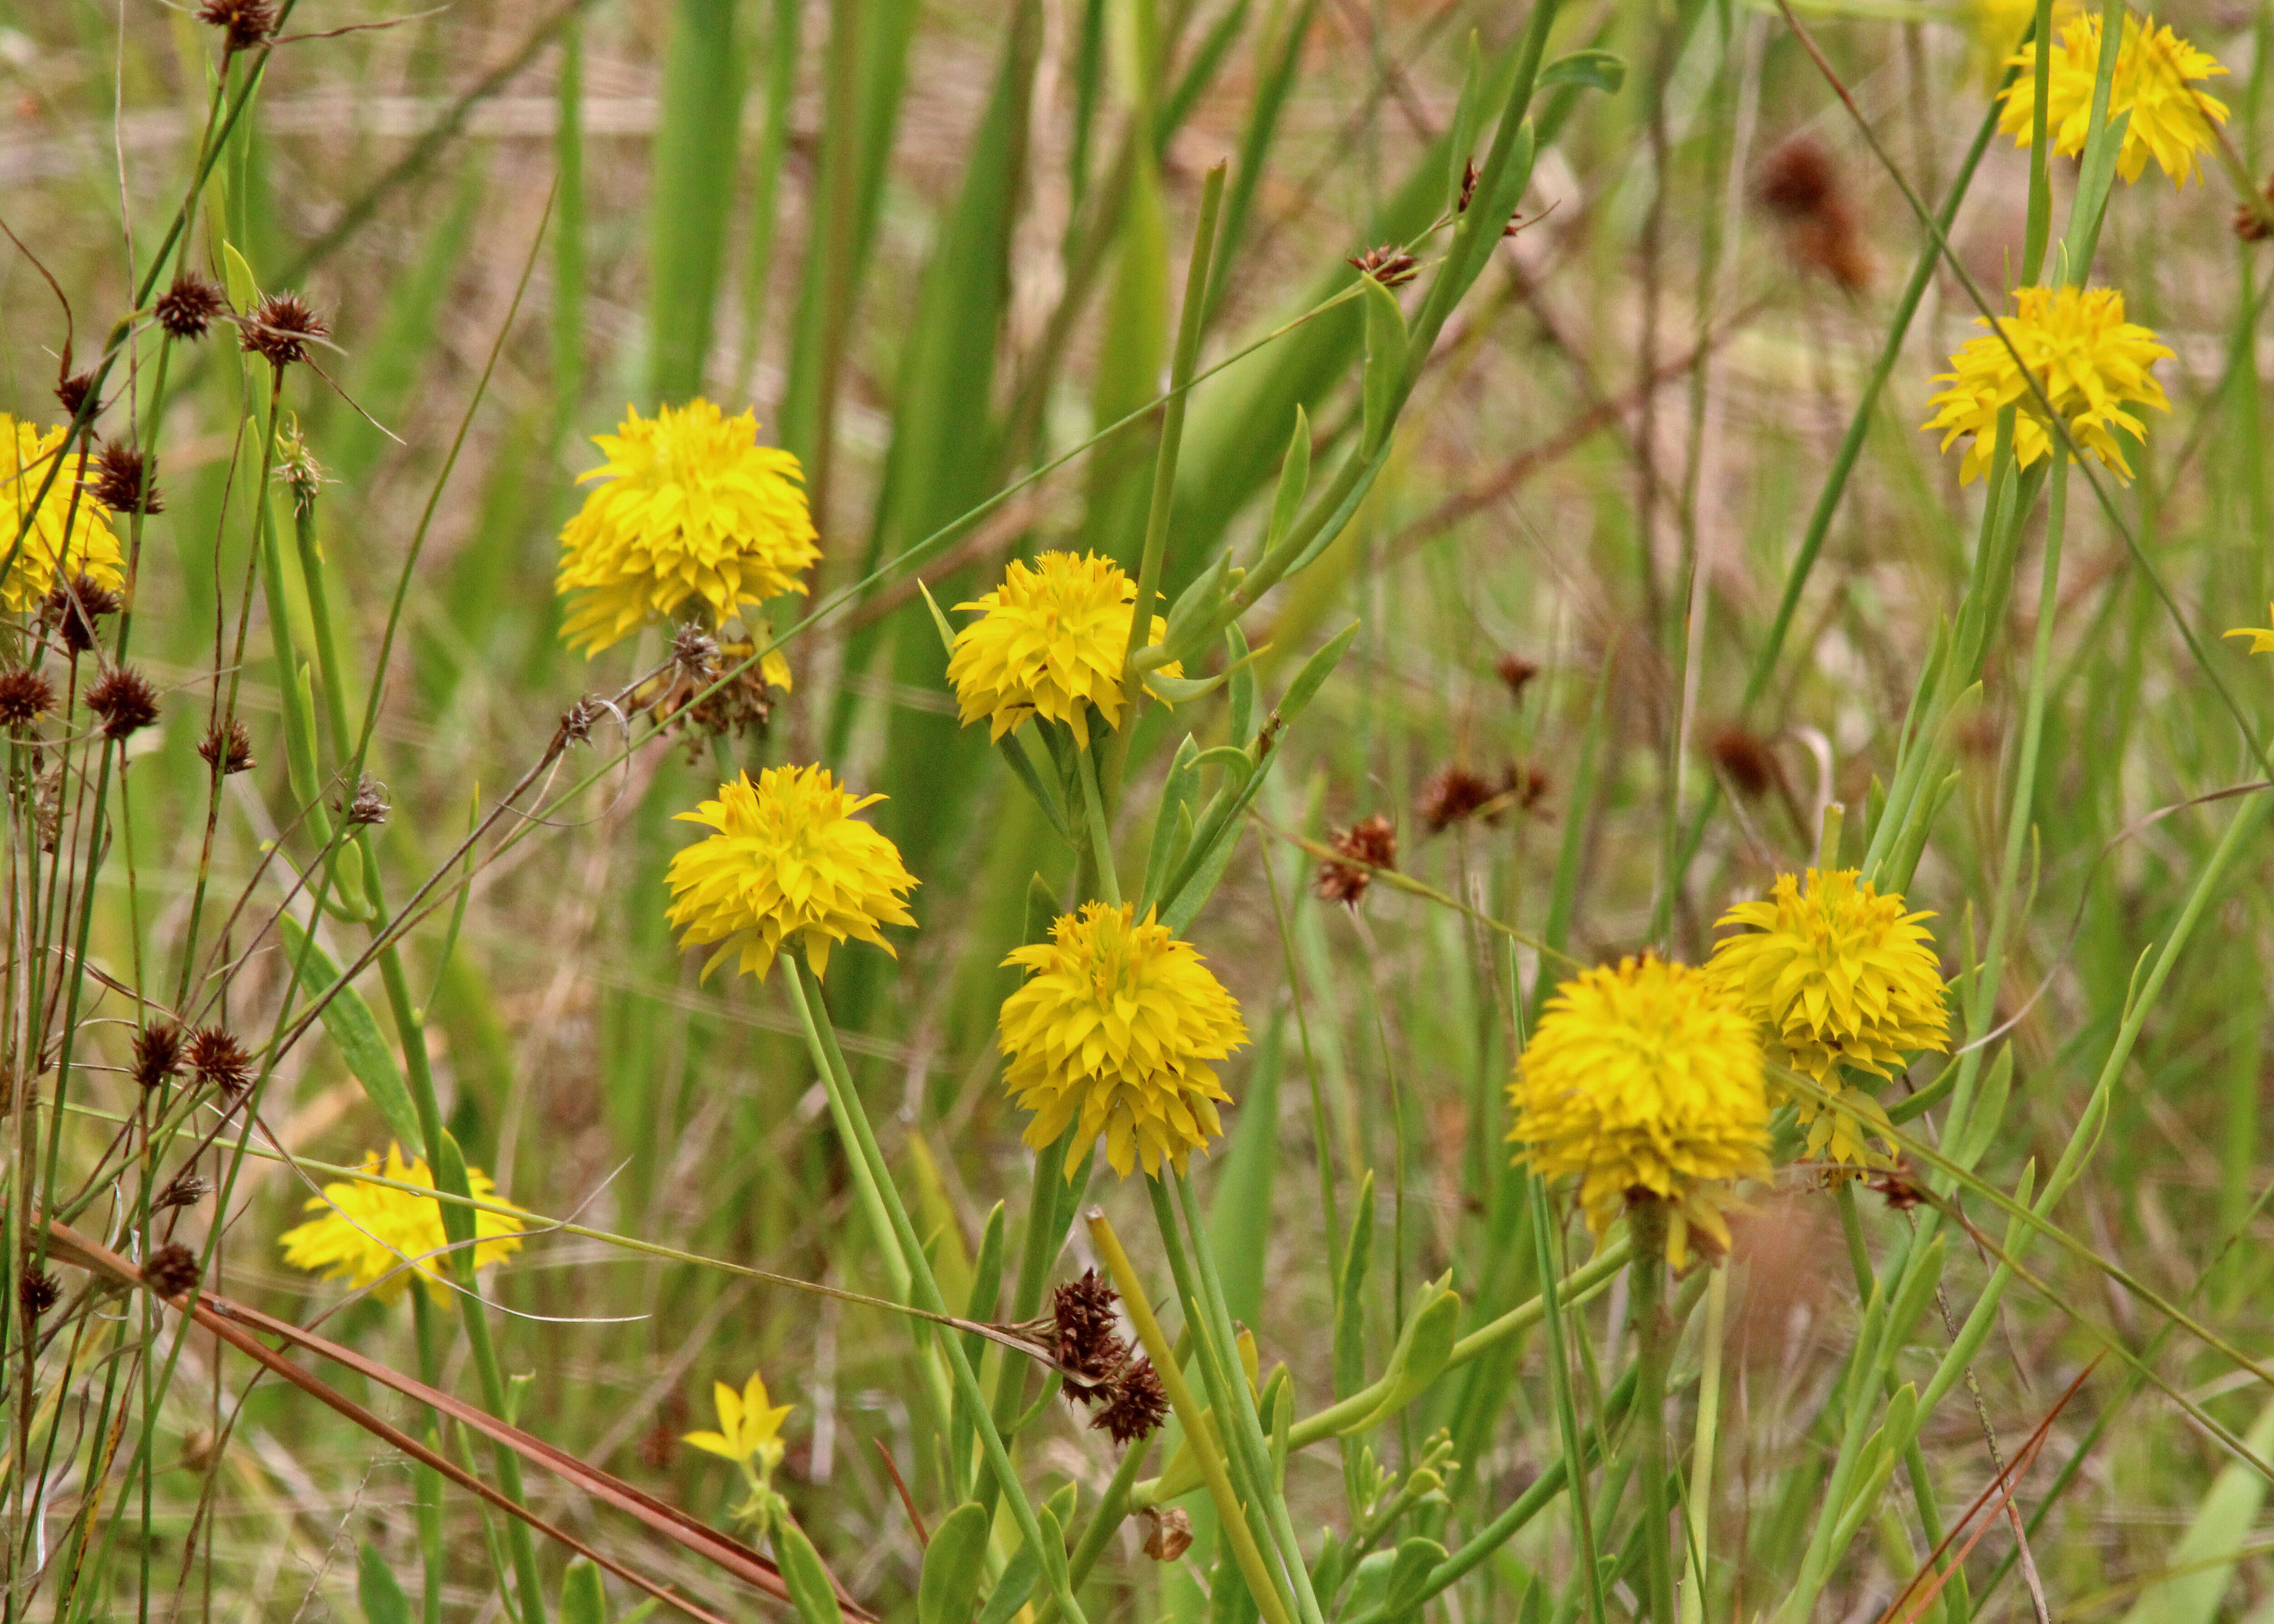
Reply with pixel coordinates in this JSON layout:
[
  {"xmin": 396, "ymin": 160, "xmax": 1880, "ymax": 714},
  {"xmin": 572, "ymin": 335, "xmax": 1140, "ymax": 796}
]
[
  {"xmin": 1358, "ymin": 276, "xmax": 1407, "ymax": 457},
  {"xmin": 1384, "ymin": 1537, "xmax": 1448, "ymax": 1617},
  {"xmin": 1351, "ymin": 1277, "xmax": 1462, "ymax": 1432},
  {"xmin": 1274, "ymin": 621, "xmax": 1361, "ymax": 730},
  {"xmin": 1334, "ymin": 1170, "xmax": 1377, "ymax": 1401},
  {"xmin": 1260, "ymin": 407, "xmax": 1313, "ymax": 566},
  {"xmin": 557, "ymin": 1559, "xmax": 607, "ymax": 1624},
  {"xmin": 357, "ymin": 1542, "xmax": 412, "ymax": 1624},
  {"xmin": 1537, "ymin": 49, "xmax": 1625, "ymax": 95},
  {"xmin": 648, "ymin": 0, "xmax": 746, "ymax": 403},
  {"xmin": 1444, "ymin": 34, "xmax": 1485, "ymax": 209},
  {"xmin": 2119, "ymin": 1395, "xmax": 2274, "ymax": 1624},
  {"xmin": 775, "ymin": 1519, "xmax": 846, "ymax": 1624},
  {"xmin": 918, "ymin": 1502, "xmax": 994, "ymax": 1624},
  {"xmin": 280, "ymin": 919, "xmax": 423, "ymax": 1151}
]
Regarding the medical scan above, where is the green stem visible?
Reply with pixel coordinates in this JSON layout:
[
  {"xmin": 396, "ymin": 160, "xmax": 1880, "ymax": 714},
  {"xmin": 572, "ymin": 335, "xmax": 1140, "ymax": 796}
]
[
  {"xmin": 1073, "ymin": 743, "xmax": 1123, "ymax": 907},
  {"xmin": 1629, "ymin": 1200, "xmax": 1676, "ymax": 1624}
]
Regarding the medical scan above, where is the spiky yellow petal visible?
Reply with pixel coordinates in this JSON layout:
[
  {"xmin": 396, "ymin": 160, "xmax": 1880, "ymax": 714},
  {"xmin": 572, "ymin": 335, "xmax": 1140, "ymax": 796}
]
[
  {"xmin": 1707, "ymin": 869, "xmax": 1950, "ymax": 1165},
  {"xmin": 1508, "ymin": 956, "xmax": 1768, "ymax": 1269},
  {"xmin": 1921, "ymin": 285, "xmax": 2172, "ymax": 485},
  {"xmin": 2224, "ymin": 606, "xmax": 2274, "ymax": 655},
  {"xmin": 277, "ymin": 1143, "xmax": 524, "ymax": 1302},
  {"xmin": 947, "ymin": 552, "xmax": 1181, "ymax": 746},
  {"xmin": 662, "ymin": 766, "xmax": 918, "ymax": 982},
  {"xmin": 1997, "ymin": 13, "xmax": 2227, "ymax": 189},
  {"xmin": 999, "ymin": 902, "xmax": 1247, "ymax": 1179},
  {"xmin": 556, "ymin": 400, "xmax": 819, "ymax": 656},
  {"xmin": 684, "ymin": 1370, "xmax": 794, "ymax": 1470},
  {"xmin": 0, "ymin": 417, "xmax": 125, "ymax": 615}
]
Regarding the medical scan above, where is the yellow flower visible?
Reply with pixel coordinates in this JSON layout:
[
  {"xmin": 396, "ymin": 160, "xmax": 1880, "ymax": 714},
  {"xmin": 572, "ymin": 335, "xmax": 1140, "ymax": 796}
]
[
  {"xmin": 0, "ymin": 418, "xmax": 125, "ymax": 615},
  {"xmin": 2224, "ymin": 607, "xmax": 2274, "ymax": 654},
  {"xmin": 684, "ymin": 1370, "xmax": 794, "ymax": 1474},
  {"xmin": 999, "ymin": 902, "xmax": 1247, "ymax": 1178},
  {"xmin": 556, "ymin": 400, "xmax": 820, "ymax": 657},
  {"xmin": 1708, "ymin": 869, "xmax": 1949, "ymax": 1165},
  {"xmin": 1997, "ymin": 13, "xmax": 2228, "ymax": 189},
  {"xmin": 947, "ymin": 552, "xmax": 1181, "ymax": 747},
  {"xmin": 277, "ymin": 1143, "xmax": 524, "ymax": 1301},
  {"xmin": 1508, "ymin": 957, "xmax": 1768, "ymax": 1269},
  {"xmin": 1967, "ymin": 0, "xmax": 2073, "ymax": 89},
  {"xmin": 663, "ymin": 766, "xmax": 918, "ymax": 982},
  {"xmin": 1921, "ymin": 285, "xmax": 2171, "ymax": 485}
]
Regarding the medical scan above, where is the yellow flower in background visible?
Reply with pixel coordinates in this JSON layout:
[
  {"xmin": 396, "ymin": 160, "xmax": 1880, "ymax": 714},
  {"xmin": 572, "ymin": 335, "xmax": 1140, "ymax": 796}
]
[
  {"xmin": 663, "ymin": 766, "xmax": 918, "ymax": 982},
  {"xmin": 0, "ymin": 418, "xmax": 125, "ymax": 615},
  {"xmin": 278, "ymin": 1144, "xmax": 524, "ymax": 1300},
  {"xmin": 947, "ymin": 552, "xmax": 1181, "ymax": 747},
  {"xmin": 1921, "ymin": 285, "xmax": 2171, "ymax": 484},
  {"xmin": 1708, "ymin": 869, "xmax": 1949, "ymax": 1165},
  {"xmin": 2224, "ymin": 608, "xmax": 2274, "ymax": 654},
  {"xmin": 1508, "ymin": 957, "xmax": 1768, "ymax": 1269},
  {"xmin": 999, "ymin": 902, "xmax": 1247, "ymax": 1178},
  {"xmin": 1997, "ymin": 13, "xmax": 2228, "ymax": 188},
  {"xmin": 1967, "ymin": 0, "xmax": 2073, "ymax": 89},
  {"xmin": 556, "ymin": 400, "xmax": 820, "ymax": 657},
  {"xmin": 685, "ymin": 1370, "xmax": 794, "ymax": 1474}
]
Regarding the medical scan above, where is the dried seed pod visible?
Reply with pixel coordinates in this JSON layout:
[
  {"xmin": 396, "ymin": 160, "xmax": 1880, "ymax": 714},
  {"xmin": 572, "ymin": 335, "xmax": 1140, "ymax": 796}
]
[
  {"xmin": 155, "ymin": 272, "xmax": 229, "ymax": 340},
  {"xmin": 143, "ymin": 1243, "xmax": 203, "ymax": 1299},
  {"xmin": 341, "ymin": 774, "xmax": 390, "ymax": 827},
  {"xmin": 2238, "ymin": 175, "xmax": 2274, "ymax": 242},
  {"xmin": 0, "ymin": 667, "xmax": 55, "ymax": 726},
  {"xmin": 1050, "ymin": 1269, "xmax": 1130, "ymax": 1397},
  {"xmin": 1418, "ymin": 766, "xmax": 1501, "ymax": 834},
  {"xmin": 195, "ymin": 0, "xmax": 276, "ymax": 53},
  {"xmin": 186, "ymin": 1027, "xmax": 253, "ymax": 1095},
  {"xmin": 1347, "ymin": 245, "xmax": 1420, "ymax": 287},
  {"xmin": 1315, "ymin": 813, "xmax": 1397, "ymax": 907},
  {"xmin": 54, "ymin": 371, "xmax": 97, "ymax": 419},
  {"xmin": 1707, "ymin": 725, "xmax": 1780, "ymax": 800},
  {"xmin": 239, "ymin": 293, "xmax": 327, "ymax": 368},
  {"xmin": 1139, "ymin": 1505, "xmax": 1193, "ymax": 1561},
  {"xmin": 1494, "ymin": 652, "xmax": 1539, "ymax": 698},
  {"xmin": 132, "ymin": 1022, "xmax": 183, "ymax": 1090},
  {"xmin": 86, "ymin": 667, "xmax": 161, "ymax": 739},
  {"xmin": 559, "ymin": 696, "xmax": 603, "ymax": 747},
  {"xmin": 155, "ymin": 1171, "xmax": 211, "ymax": 1212},
  {"xmin": 196, "ymin": 718, "xmax": 255, "ymax": 775},
  {"xmin": 42, "ymin": 576, "xmax": 124, "ymax": 656},
  {"xmin": 88, "ymin": 440, "xmax": 162, "ymax": 515},
  {"xmin": 1757, "ymin": 136, "xmax": 1871, "ymax": 292},
  {"xmin": 18, "ymin": 1269, "xmax": 62, "ymax": 1323},
  {"xmin": 1091, "ymin": 1360, "xmax": 1169, "ymax": 1445}
]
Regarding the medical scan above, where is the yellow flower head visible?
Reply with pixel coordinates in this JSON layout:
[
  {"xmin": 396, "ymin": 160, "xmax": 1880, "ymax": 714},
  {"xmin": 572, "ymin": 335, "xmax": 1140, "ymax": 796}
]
[
  {"xmin": 663, "ymin": 766, "xmax": 918, "ymax": 982},
  {"xmin": 1508, "ymin": 956, "xmax": 1769, "ymax": 1269},
  {"xmin": 556, "ymin": 400, "xmax": 820, "ymax": 657},
  {"xmin": 947, "ymin": 552, "xmax": 1181, "ymax": 747},
  {"xmin": 2224, "ymin": 606, "xmax": 2274, "ymax": 655},
  {"xmin": 999, "ymin": 902, "xmax": 1248, "ymax": 1178},
  {"xmin": 1967, "ymin": 0, "xmax": 2073, "ymax": 90},
  {"xmin": 277, "ymin": 1143, "xmax": 524, "ymax": 1301},
  {"xmin": 1921, "ymin": 285, "xmax": 2172, "ymax": 484},
  {"xmin": 1708, "ymin": 869, "xmax": 1949, "ymax": 1164},
  {"xmin": 1997, "ymin": 13, "xmax": 2228, "ymax": 188},
  {"xmin": 684, "ymin": 1370, "xmax": 794, "ymax": 1474},
  {"xmin": 1, "ymin": 418, "xmax": 125, "ymax": 615}
]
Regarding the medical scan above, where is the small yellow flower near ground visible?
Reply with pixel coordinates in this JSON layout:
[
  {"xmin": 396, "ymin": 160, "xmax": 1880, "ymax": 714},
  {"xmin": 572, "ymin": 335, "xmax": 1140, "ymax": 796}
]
[
  {"xmin": 1708, "ymin": 869, "xmax": 1950, "ymax": 1166},
  {"xmin": 684, "ymin": 1370, "xmax": 794, "ymax": 1473},
  {"xmin": 663, "ymin": 766, "xmax": 918, "ymax": 982},
  {"xmin": 947, "ymin": 552, "xmax": 1182, "ymax": 747},
  {"xmin": 2223, "ymin": 607, "xmax": 2274, "ymax": 654},
  {"xmin": 1508, "ymin": 956, "xmax": 1768, "ymax": 1270},
  {"xmin": 999, "ymin": 902, "xmax": 1247, "ymax": 1179},
  {"xmin": 277, "ymin": 1143, "xmax": 524, "ymax": 1301},
  {"xmin": 0, "ymin": 417, "xmax": 125, "ymax": 615},
  {"xmin": 556, "ymin": 400, "xmax": 820, "ymax": 657},
  {"xmin": 1921, "ymin": 285, "xmax": 2172, "ymax": 485},
  {"xmin": 1996, "ymin": 12, "xmax": 2228, "ymax": 189}
]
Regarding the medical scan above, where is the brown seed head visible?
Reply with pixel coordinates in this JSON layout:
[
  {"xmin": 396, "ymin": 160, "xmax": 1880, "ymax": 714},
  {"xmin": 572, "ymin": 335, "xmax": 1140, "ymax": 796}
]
[
  {"xmin": 88, "ymin": 440, "xmax": 162, "ymax": 516},
  {"xmin": 86, "ymin": 667, "xmax": 161, "ymax": 739},
  {"xmin": 1707, "ymin": 725, "xmax": 1780, "ymax": 800},
  {"xmin": 1316, "ymin": 813, "xmax": 1397, "ymax": 907},
  {"xmin": 559, "ymin": 696, "xmax": 603, "ymax": 747},
  {"xmin": 143, "ymin": 1243, "xmax": 203, "ymax": 1300},
  {"xmin": 1758, "ymin": 138, "xmax": 1869, "ymax": 291},
  {"xmin": 0, "ymin": 668, "xmax": 55, "ymax": 726},
  {"xmin": 197, "ymin": 718, "xmax": 255, "ymax": 775},
  {"xmin": 1092, "ymin": 1360, "xmax": 1169, "ymax": 1446},
  {"xmin": 43, "ymin": 575, "xmax": 124, "ymax": 655},
  {"xmin": 195, "ymin": 0, "xmax": 275, "ymax": 51},
  {"xmin": 341, "ymin": 774, "xmax": 391, "ymax": 827},
  {"xmin": 1494, "ymin": 652, "xmax": 1540, "ymax": 698},
  {"xmin": 186, "ymin": 1027, "xmax": 253, "ymax": 1095},
  {"xmin": 132, "ymin": 1022, "xmax": 183, "ymax": 1090},
  {"xmin": 155, "ymin": 1171, "xmax": 211, "ymax": 1212},
  {"xmin": 1348, "ymin": 245, "xmax": 1420, "ymax": 288},
  {"xmin": 1050, "ymin": 1269, "xmax": 1129, "ymax": 1397},
  {"xmin": 670, "ymin": 622, "xmax": 722, "ymax": 678},
  {"xmin": 18, "ymin": 1269, "xmax": 62, "ymax": 1323},
  {"xmin": 55, "ymin": 371, "xmax": 97, "ymax": 420},
  {"xmin": 240, "ymin": 293, "xmax": 327, "ymax": 368},
  {"xmin": 1418, "ymin": 766, "xmax": 1502, "ymax": 834},
  {"xmin": 155, "ymin": 272, "xmax": 229, "ymax": 340},
  {"xmin": 1139, "ymin": 1506, "xmax": 1194, "ymax": 1562},
  {"xmin": 2238, "ymin": 176, "xmax": 2274, "ymax": 242}
]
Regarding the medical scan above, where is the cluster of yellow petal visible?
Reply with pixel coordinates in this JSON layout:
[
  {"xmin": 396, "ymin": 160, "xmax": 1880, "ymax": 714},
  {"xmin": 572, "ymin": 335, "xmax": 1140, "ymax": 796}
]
[
  {"xmin": 2224, "ymin": 606, "xmax": 2274, "ymax": 655},
  {"xmin": 948, "ymin": 552, "xmax": 1179, "ymax": 747},
  {"xmin": 0, "ymin": 418, "xmax": 125, "ymax": 615},
  {"xmin": 1708, "ymin": 869, "xmax": 1949, "ymax": 1165},
  {"xmin": 1968, "ymin": 0, "xmax": 2072, "ymax": 89},
  {"xmin": 1508, "ymin": 957, "xmax": 1768, "ymax": 1269},
  {"xmin": 684, "ymin": 1370, "xmax": 794, "ymax": 1472},
  {"xmin": 1997, "ymin": 13, "xmax": 2228, "ymax": 189},
  {"xmin": 556, "ymin": 400, "xmax": 820, "ymax": 657},
  {"xmin": 1921, "ymin": 285, "xmax": 2171, "ymax": 484},
  {"xmin": 663, "ymin": 766, "xmax": 918, "ymax": 982},
  {"xmin": 277, "ymin": 1143, "xmax": 524, "ymax": 1301},
  {"xmin": 999, "ymin": 902, "xmax": 1247, "ymax": 1179}
]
